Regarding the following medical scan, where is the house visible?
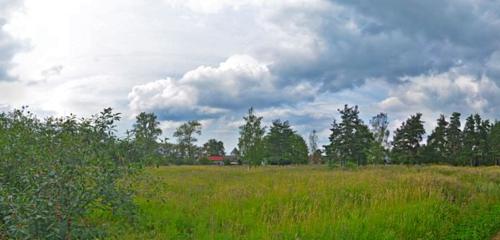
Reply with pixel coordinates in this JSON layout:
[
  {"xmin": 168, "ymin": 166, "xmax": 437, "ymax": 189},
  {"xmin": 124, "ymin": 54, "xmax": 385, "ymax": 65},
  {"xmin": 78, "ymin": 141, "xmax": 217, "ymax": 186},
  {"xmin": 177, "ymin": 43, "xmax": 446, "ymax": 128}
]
[{"xmin": 208, "ymin": 155, "xmax": 224, "ymax": 165}]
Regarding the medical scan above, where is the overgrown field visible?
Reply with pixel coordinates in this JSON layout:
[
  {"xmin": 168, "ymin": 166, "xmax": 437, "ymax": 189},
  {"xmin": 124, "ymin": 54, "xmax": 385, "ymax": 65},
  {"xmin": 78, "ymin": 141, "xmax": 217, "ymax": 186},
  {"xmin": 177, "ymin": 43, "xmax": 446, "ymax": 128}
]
[{"xmin": 94, "ymin": 165, "xmax": 500, "ymax": 239}]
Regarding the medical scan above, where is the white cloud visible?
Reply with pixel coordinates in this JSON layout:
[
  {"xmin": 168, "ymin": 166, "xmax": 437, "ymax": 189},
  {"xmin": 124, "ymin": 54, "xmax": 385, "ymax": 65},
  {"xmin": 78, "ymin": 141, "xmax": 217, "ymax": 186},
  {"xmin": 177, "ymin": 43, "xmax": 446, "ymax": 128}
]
[
  {"xmin": 376, "ymin": 70, "xmax": 500, "ymax": 135},
  {"xmin": 380, "ymin": 71, "xmax": 500, "ymax": 115},
  {"xmin": 128, "ymin": 54, "xmax": 319, "ymax": 120}
]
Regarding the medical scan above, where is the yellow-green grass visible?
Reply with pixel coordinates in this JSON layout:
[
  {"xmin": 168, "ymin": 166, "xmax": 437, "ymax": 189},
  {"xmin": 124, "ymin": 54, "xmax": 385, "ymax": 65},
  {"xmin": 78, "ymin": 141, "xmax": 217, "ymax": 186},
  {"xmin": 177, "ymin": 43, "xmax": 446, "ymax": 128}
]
[{"xmin": 93, "ymin": 165, "xmax": 500, "ymax": 239}]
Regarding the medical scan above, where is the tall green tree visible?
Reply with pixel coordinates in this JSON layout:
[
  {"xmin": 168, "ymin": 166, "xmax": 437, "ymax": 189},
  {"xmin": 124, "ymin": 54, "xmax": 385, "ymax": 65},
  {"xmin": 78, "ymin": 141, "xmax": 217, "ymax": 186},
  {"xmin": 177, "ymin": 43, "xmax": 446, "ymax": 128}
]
[
  {"xmin": 462, "ymin": 114, "xmax": 477, "ymax": 166},
  {"xmin": 490, "ymin": 121, "xmax": 500, "ymax": 166},
  {"xmin": 131, "ymin": 112, "xmax": 162, "ymax": 166},
  {"xmin": 446, "ymin": 112, "xmax": 462, "ymax": 165},
  {"xmin": 325, "ymin": 119, "xmax": 342, "ymax": 167},
  {"xmin": 291, "ymin": 133, "xmax": 309, "ymax": 164},
  {"xmin": 174, "ymin": 120, "xmax": 202, "ymax": 164},
  {"xmin": 158, "ymin": 137, "xmax": 177, "ymax": 165},
  {"xmin": 391, "ymin": 113, "xmax": 426, "ymax": 164},
  {"xmin": 370, "ymin": 113, "xmax": 390, "ymax": 148},
  {"xmin": 425, "ymin": 115, "xmax": 449, "ymax": 163},
  {"xmin": 202, "ymin": 139, "xmax": 225, "ymax": 156},
  {"xmin": 325, "ymin": 105, "xmax": 373, "ymax": 167},
  {"xmin": 462, "ymin": 114, "xmax": 492, "ymax": 166},
  {"xmin": 367, "ymin": 113, "xmax": 390, "ymax": 164},
  {"xmin": 263, "ymin": 119, "xmax": 294, "ymax": 165},
  {"xmin": 292, "ymin": 133, "xmax": 308, "ymax": 164},
  {"xmin": 476, "ymin": 115, "xmax": 492, "ymax": 165},
  {"xmin": 262, "ymin": 120, "xmax": 307, "ymax": 165},
  {"xmin": 238, "ymin": 107, "xmax": 266, "ymax": 167}
]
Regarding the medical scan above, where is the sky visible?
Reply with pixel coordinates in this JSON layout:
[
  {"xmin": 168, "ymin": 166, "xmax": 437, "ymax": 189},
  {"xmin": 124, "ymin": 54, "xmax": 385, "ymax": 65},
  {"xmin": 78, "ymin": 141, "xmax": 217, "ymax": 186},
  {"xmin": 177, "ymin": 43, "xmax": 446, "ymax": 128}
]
[{"xmin": 1, "ymin": 0, "xmax": 500, "ymax": 150}]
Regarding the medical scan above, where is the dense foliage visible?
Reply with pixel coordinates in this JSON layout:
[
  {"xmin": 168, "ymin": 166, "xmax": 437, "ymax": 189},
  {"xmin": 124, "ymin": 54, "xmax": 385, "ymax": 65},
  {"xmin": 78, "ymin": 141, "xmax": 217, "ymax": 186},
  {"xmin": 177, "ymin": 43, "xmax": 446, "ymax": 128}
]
[
  {"xmin": 0, "ymin": 107, "xmax": 139, "ymax": 239},
  {"xmin": 129, "ymin": 112, "xmax": 163, "ymax": 167},
  {"xmin": 391, "ymin": 113, "xmax": 426, "ymax": 164},
  {"xmin": 322, "ymin": 106, "xmax": 498, "ymax": 167},
  {"xmin": 491, "ymin": 122, "xmax": 500, "ymax": 166},
  {"xmin": 262, "ymin": 120, "xmax": 308, "ymax": 165},
  {"xmin": 202, "ymin": 139, "xmax": 225, "ymax": 157},
  {"xmin": 174, "ymin": 120, "xmax": 202, "ymax": 164},
  {"xmin": 238, "ymin": 108, "xmax": 266, "ymax": 166},
  {"xmin": 325, "ymin": 105, "xmax": 373, "ymax": 167}
]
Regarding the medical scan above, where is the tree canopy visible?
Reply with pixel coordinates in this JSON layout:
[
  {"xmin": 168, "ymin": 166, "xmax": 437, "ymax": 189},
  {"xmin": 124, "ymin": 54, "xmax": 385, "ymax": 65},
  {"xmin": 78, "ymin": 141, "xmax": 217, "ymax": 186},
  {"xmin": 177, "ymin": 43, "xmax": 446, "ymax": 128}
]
[
  {"xmin": 263, "ymin": 120, "xmax": 308, "ymax": 165},
  {"xmin": 174, "ymin": 120, "xmax": 202, "ymax": 164},
  {"xmin": 325, "ymin": 105, "xmax": 373, "ymax": 167},
  {"xmin": 391, "ymin": 113, "xmax": 425, "ymax": 164},
  {"xmin": 238, "ymin": 107, "xmax": 266, "ymax": 166}
]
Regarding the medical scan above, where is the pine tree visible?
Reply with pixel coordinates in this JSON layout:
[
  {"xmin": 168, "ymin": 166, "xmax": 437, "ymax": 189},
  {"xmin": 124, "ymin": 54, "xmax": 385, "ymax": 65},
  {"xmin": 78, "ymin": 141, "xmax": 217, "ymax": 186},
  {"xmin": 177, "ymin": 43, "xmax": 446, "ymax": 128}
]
[
  {"xmin": 325, "ymin": 119, "xmax": 342, "ymax": 167},
  {"xmin": 291, "ymin": 133, "xmax": 309, "ymax": 164},
  {"xmin": 446, "ymin": 112, "xmax": 462, "ymax": 165},
  {"xmin": 426, "ymin": 115, "xmax": 448, "ymax": 163},
  {"xmin": 391, "ymin": 113, "xmax": 425, "ymax": 164},
  {"xmin": 462, "ymin": 114, "xmax": 477, "ymax": 166},
  {"xmin": 490, "ymin": 121, "xmax": 500, "ymax": 166},
  {"xmin": 476, "ymin": 115, "xmax": 491, "ymax": 165},
  {"xmin": 325, "ymin": 105, "xmax": 372, "ymax": 167},
  {"xmin": 263, "ymin": 119, "xmax": 296, "ymax": 165},
  {"xmin": 461, "ymin": 114, "xmax": 492, "ymax": 166}
]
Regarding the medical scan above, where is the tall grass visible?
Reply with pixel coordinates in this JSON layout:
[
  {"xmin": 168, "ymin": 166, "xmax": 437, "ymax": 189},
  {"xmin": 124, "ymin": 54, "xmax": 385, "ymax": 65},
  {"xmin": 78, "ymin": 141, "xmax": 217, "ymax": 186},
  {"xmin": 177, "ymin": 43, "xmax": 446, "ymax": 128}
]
[{"xmin": 94, "ymin": 165, "xmax": 500, "ymax": 239}]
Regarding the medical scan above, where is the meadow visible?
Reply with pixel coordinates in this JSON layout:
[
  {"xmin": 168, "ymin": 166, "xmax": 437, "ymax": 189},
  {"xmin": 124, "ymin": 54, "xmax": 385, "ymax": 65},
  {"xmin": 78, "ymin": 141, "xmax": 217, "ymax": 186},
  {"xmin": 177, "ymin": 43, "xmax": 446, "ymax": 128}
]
[{"xmin": 95, "ymin": 165, "xmax": 500, "ymax": 240}]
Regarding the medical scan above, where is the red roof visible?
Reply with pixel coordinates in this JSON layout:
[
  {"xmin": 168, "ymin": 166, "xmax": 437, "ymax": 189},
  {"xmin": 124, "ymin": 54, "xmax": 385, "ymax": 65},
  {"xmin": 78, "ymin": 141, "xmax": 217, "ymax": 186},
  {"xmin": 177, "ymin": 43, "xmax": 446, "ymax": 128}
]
[{"xmin": 208, "ymin": 155, "xmax": 224, "ymax": 161}]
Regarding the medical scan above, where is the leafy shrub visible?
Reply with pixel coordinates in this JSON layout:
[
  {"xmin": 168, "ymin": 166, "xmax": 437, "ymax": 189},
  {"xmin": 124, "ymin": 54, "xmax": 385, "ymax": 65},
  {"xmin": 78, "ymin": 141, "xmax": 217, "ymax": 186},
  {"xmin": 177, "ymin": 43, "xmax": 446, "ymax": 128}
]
[{"xmin": 0, "ymin": 107, "xmax": 140, "ymax": 239}]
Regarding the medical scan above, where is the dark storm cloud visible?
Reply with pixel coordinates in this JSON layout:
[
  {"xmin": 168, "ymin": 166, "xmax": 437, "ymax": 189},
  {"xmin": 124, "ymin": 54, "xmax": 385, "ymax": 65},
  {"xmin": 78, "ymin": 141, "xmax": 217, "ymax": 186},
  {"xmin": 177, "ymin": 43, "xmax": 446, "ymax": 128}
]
[
  {"xmin": 267, "ymin": 0, "xmax": 500, "ymax": 90},
  {"xmin": 129, "ymin": 0, "xmax": 500, "ymax": 124}
]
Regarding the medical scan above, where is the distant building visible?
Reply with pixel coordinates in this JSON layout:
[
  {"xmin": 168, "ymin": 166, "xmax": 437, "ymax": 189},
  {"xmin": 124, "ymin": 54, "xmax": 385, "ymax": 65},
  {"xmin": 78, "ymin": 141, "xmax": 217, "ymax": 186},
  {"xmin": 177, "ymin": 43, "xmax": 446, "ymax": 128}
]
[{"xmin": 208, "ymin": 155, "xmax": 224, "ymax": 165}]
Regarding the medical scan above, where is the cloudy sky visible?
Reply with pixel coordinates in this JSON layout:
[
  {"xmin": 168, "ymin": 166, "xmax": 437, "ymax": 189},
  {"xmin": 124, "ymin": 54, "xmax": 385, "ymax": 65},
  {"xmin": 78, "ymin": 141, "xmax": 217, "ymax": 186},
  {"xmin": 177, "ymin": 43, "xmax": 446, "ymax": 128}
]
[{"xmin": 1, "ymin": 0, "xmax": 500, "ymax": 149}]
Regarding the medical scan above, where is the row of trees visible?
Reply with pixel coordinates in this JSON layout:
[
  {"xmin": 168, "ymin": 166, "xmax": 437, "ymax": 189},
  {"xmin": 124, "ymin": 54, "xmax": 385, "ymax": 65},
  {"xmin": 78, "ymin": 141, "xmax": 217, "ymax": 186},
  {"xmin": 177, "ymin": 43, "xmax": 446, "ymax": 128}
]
[
  {"xmin": 237, "ymin": 109, "xmax": 308, "ymax": 166},
  {"xmin": 124, "ymin": 113, "xmax": 218, "ymax": 166},
  {"xmin": 324, "ymin": 105, "xmax": 500, "ymax": 167},
  {"xmin": 126, "ymin": 108, "xmax": 310, "ymax": 166},
  {"xmin": 125, "ymin": 105, "xmax": 499, "ymax": 168},
  {"xmin": 128, "ymin": 110, "xmax": 321, "ymax": 168}
]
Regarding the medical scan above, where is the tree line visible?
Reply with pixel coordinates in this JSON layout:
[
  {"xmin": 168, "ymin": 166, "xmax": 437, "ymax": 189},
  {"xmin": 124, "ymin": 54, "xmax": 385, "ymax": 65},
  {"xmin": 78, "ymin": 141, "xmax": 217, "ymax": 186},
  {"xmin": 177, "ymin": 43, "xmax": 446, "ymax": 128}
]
[
  {"xmin": 324, "ymin": 105, "xmax": 500, "ymax": 167},
  {"xmin": 124, "ymin": 105, "xmax": 500, "ymax": 168},
  {"xmin": 125, "ymin": 108, "xmax": 310, "ymax": 166}
]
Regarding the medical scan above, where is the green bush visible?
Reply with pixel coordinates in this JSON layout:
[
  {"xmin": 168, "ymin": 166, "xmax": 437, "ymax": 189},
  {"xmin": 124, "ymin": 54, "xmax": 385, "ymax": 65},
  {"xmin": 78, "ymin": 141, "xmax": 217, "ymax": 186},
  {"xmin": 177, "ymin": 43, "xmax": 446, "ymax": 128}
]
[{"xmin": 0, "ymin": 107, "xmax": 140, "ymax": 239}]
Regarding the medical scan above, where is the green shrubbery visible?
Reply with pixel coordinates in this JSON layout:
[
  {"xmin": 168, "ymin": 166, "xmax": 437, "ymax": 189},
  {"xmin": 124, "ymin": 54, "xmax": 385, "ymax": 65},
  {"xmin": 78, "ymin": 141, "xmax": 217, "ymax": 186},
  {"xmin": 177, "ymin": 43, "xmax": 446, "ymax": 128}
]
[{"xmin": 0, "ymin": 107, "xmax": 140, "ymax": 239}]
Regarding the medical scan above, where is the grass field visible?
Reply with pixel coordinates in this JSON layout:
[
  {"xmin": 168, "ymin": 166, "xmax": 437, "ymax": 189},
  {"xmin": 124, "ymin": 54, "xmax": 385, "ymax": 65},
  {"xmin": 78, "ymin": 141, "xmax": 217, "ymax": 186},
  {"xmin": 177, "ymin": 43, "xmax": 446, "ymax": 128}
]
[{"xmin": 94, "ymin": 165, "xmax": 500, "ymax": 239}]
